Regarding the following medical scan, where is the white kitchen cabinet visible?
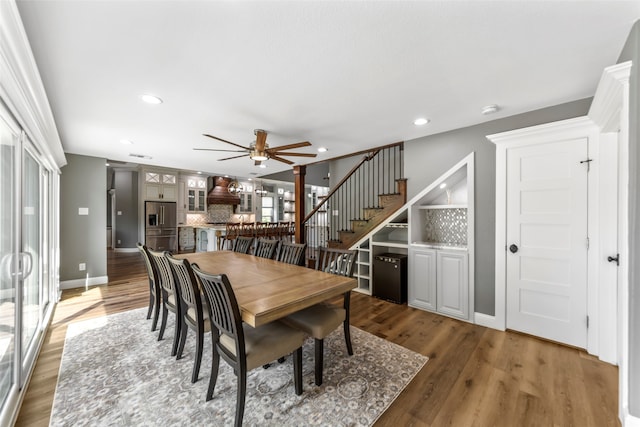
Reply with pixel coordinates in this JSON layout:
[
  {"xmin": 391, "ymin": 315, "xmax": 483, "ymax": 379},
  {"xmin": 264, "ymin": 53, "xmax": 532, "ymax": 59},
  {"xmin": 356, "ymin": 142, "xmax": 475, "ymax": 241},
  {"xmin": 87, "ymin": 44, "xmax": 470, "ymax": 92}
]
[
  {"xmin": 436, "ymin": 250, "xmax": 468, "ymax": 319},
  {"xmin": 408, "ymin": 248, "xmax": 437, "ymax": 311},
  {"xmin": 143, "ymin": 170, "xmax": 177, "ymax": 201},
  {"xmin": 186, "ymin": 176, "xmax": 207, "ymax": 213},
  {"xmin": 238, "ymin": 193, "xmax": 253, "ymax": 214},
  {"xmin": 408, "ymin": 246, "xmax": 468, "ymax": 320}
]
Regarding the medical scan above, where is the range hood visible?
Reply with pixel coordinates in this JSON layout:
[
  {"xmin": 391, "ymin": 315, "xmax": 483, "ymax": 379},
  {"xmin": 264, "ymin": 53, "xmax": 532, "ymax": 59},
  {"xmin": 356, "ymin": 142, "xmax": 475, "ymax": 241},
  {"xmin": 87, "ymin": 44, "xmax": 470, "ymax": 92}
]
[{"xmin": 207, "ymin": 176, "xmax": 241, "ymax": 205}]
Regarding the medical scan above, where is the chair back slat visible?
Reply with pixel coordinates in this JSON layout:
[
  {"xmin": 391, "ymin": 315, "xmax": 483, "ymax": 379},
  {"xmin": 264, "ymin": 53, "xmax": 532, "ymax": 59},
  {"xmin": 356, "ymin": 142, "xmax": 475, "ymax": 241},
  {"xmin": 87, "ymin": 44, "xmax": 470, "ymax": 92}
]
[
  {"xmin": 148, "ymin": 249, "xmax": 177, "ymax": 294},
  {"xmin": 254, "ymin": 238, "xmax": 279, "ymax": 259},
  {"xmin": 137, "ymin": 242, "xmax": 159, "ymax": 286},
  {"xmin": 192, "ymin": 266, "xmax": 245, "ymax": 356},
  {"xmin": 277, "ymin": 242, "xmax": 307, "ymax": 266},
  {"xmin": 233, "ymin": 236, "xmax": 255, "ymax": 254},
  {"xmin": 316, "ymin": 247, "xmax": 357, "ymax": 277},
  {"xmin": 166, "ymin": 254, "xmax": 201, "ymax": 310}
]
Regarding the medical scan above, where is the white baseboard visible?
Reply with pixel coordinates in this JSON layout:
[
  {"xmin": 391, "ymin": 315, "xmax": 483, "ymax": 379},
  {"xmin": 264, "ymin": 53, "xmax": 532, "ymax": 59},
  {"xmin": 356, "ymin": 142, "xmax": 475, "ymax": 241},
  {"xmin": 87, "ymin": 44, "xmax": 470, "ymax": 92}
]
[
  {"xmin": 623, "ymin": 410, "xmax": 640, "ymax": 427},
  {"xmin": 474, "ymin": 312, "xmax": 504, "ymax": 330},
  {"xmin": 60, "ymin": 275, "xmax": 109, "ymax": 290},
  {"xmin": 114, "ymin": 247, "xmax": 138, "ymax": 253}
]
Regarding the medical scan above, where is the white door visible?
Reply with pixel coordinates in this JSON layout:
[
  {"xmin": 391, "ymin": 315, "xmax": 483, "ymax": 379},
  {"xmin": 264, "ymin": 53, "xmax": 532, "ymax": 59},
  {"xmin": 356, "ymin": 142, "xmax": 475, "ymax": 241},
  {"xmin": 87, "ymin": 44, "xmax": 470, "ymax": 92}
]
[{"xmin": 506, "ymin": 137, "xmax": 588, "ymax": 348}]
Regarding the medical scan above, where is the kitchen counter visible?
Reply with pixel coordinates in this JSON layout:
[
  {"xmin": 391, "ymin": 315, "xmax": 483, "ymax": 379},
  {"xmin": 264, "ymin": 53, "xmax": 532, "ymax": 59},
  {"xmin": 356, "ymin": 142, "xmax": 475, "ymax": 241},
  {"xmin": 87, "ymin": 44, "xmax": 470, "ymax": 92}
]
[{"xmin": 411, "ymin": 241, "xmax": 467, "ymax": 251}]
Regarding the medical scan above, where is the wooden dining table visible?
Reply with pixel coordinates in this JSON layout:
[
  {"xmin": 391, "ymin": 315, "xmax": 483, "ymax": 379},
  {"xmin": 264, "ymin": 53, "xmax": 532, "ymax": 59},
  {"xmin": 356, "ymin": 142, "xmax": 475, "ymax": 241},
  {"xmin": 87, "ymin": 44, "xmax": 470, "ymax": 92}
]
[{"xmin": 176, "ymin": 251, "xmax": 357, "ymax": 327}]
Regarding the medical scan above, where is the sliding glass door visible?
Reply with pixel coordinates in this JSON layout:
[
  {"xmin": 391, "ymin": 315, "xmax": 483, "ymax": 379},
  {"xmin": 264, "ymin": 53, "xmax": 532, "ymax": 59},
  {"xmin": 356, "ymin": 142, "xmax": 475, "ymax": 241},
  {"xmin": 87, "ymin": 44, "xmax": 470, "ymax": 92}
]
[
  {"xmin": 0, "ymin": 103, "xmax": 56, "ymax": 424},
  {"xmin": 0, "ymin": 106, "xmax": 18, "ymax": 418}
]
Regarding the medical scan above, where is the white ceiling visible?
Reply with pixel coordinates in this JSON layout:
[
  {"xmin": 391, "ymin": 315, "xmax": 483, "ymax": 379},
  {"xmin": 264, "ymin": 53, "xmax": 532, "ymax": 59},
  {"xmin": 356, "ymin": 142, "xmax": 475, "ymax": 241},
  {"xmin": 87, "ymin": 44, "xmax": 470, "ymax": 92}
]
[{"xmin": 16, "ymin": 1, "xmax": 640, "ymax": 178}]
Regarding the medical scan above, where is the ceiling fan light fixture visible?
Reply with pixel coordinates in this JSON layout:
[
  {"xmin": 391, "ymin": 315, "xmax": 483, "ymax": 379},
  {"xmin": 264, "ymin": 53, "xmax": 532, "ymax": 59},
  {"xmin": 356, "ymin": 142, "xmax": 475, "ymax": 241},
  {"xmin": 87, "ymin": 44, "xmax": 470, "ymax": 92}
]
[
  {"xmin": 250, "ymin": 150, "xmax": 269, "ymax": 162},
  {"xmin": 140, "ymin": 94, "xmax": 163, "ymax": 105}
]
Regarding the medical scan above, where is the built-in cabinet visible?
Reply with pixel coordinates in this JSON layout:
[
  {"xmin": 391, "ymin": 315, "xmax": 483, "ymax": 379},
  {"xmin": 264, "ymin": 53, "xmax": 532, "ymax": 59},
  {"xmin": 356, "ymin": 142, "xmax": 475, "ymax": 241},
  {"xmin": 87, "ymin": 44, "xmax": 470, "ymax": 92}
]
[
  {"xmin": 143, "ymin": 169, "xmax": 177, "ymax": 201},
  {"xmin": 351, "ymin": 153, "xmax": 474, "ymax": 323},
  {"xmin": 185, "ymin": 176, "xmax": 207, "ymax": 213}
]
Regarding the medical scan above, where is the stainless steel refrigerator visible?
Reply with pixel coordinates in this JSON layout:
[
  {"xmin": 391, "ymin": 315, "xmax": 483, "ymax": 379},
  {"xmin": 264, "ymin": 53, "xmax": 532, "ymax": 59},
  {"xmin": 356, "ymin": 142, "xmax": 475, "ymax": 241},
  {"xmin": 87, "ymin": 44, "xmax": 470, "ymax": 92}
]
[{"xmin": 145, "ymin": 201, "xmax": 177, "ymax": 252}]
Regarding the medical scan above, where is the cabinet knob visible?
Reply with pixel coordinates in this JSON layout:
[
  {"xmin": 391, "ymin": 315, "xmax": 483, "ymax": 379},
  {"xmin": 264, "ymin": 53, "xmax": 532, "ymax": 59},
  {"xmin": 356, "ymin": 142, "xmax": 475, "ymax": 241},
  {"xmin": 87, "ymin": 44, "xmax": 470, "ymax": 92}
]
[{"xmin": 509, "ymin": 244, "xmax": 518, "ymax": 254}]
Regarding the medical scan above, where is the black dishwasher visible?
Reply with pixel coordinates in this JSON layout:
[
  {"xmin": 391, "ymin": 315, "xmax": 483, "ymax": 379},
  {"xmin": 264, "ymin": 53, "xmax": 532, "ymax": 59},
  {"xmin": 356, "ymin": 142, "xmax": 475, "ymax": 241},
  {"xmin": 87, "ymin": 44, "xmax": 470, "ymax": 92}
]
[{"xmin": 373, "ymin": 253, "xmax": 407, "ymax": 304}]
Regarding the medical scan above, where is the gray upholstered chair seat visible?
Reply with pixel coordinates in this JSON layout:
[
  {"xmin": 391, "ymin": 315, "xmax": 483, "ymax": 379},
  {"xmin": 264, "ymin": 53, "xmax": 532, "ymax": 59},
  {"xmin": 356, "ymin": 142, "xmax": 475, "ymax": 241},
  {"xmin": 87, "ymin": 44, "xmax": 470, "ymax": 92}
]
[
  {"xmin": 220, "ymin": 321, "xmax": 306, "ymax": 371},
  {"xmin": 283, "ymin": 303, "xmax": 345, "ymax": 340}
]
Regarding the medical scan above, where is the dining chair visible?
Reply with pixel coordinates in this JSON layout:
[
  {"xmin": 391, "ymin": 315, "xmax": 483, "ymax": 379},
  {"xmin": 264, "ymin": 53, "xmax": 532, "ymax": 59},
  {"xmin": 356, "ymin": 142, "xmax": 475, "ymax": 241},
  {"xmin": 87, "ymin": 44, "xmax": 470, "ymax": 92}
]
[
  {"xmin": 222, "ymin": 222, "xmax": 240, "ymax": 250},
  {"xmin": 283, "ymin": 246, "xmax": 356, "ymax": 385},
  {"xmin": 148, "ymin": 249, "xmax": 183, "ymax": 356},
  {"xmin": 192, "ymin": 266, "xmax": 305, "ymax": 427},
  {"xmin": 254, "ymin": 238, "xmax": 279, "ymax": 259},
  {"xmin": 166, "ymin": 253, "xmax": 210, "ymax": 383},
  {"xmin": 233, "ymin": 236, "xmax": 255, "ymax": 254},
  {"xmin": 137, "ymin": 242, "xmax": 162, "ymax": 331},
  {"xmin": 276, "ymin": 242, "xmax": 307, "ymax": 266}
]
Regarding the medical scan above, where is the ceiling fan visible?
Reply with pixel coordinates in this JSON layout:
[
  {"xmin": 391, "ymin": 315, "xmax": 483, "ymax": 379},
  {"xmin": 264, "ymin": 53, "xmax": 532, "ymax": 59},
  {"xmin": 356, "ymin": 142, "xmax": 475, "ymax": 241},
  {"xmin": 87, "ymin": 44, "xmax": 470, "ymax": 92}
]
[{"xmin": 194, "ymin": 129, "xmax": 317, "ymax": 165}]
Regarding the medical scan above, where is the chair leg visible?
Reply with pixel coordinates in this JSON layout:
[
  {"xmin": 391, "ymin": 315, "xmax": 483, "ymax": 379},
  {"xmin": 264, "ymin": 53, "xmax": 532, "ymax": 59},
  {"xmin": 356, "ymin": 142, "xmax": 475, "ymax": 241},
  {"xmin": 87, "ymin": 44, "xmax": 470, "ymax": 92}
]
[
  {"xmin": 235, "ymin": 367, "xmax": 247, "ymax": 427},
  {"xmin": 171, "ymin": 313, "xmax": 182, "ymax": 357},
  {"xmin": 206, "ymin": 347, "xmax": 220, "ymax": 401},
  {"xmin": 293, "ymin": 347, "xmax": 302, "ymax": 395},
  {"xmin": 176, "ymin": 318, "xmax": 188, "ymax": 360},
  {"xmin": 158, "ymin": 305, "xmax": 168, "ymax": 341},
  {"xmin": 146, "ymin": 292, "xmax": 154, "ymax": 320},
  {"xmin": 314, "ymin": 338, "xmax": 324, "ymax": 386},
  {"xmin": 192, "ymin": 326, "xmax": 204, "ymax": 383},
  {"xmin": 343, "ymin": 321, "xmax": 353, "ymax": 356},
  {"xmin": 151, "ymin": 293, "xmax": 161, "ymax": 331}
]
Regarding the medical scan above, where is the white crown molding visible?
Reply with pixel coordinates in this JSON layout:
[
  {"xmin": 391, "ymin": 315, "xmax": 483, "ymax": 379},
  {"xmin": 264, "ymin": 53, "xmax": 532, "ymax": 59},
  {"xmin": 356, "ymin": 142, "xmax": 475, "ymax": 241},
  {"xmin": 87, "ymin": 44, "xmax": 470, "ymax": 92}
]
[
  {"xmin": 588, "ymin": 61, "xmax": 632, "ymax": 132},
  {"xmin": 486, "ymin": 116, "xmax": 597, "ymax": 146},
  {"xmin": 0, "ymin": 0, "xmax": 65, "ymax": 170}
]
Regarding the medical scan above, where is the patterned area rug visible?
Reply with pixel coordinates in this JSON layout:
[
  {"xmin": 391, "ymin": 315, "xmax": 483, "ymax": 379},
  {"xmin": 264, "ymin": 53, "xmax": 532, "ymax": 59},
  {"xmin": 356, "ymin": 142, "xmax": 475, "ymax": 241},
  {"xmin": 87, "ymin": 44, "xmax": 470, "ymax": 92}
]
[{"xmin": 50, "ymin": 308, "xmax": 427, "ymax": 426}]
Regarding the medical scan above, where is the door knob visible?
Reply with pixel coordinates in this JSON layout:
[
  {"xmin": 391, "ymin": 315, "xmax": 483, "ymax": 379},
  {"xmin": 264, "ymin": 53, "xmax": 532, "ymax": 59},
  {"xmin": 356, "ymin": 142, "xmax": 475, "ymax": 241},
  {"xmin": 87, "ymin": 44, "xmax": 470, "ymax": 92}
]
[{"xmin": 509, "ymin": 244, "xmax": 519, "ymax": 254}]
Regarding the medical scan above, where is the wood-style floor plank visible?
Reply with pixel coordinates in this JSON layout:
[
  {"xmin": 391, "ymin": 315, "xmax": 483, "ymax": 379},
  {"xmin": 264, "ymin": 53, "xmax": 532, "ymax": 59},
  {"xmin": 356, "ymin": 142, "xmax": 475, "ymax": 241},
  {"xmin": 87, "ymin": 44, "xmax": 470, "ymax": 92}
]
[{"xmin": 15, "ymin": 251, "xmax": 620, "ymax": 427}]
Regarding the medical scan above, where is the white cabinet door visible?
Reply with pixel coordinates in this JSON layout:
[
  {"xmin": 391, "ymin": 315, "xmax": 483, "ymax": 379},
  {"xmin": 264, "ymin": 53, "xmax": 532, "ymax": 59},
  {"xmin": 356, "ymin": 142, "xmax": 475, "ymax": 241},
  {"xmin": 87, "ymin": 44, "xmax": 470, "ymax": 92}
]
[
  {"xmin": 161, "ymin": 184, "xmax": 177, "ymax": 201},
  {"xmin": 144, "ymin": 183, "xmax": 162, "ymax": 200},
  {"xmin": 436, "ymin": 251, "xmax": 468, "ymax": 319},
  {"xmin": 408, "ymin": 248, "xmax": 436, "ymax": 311}
]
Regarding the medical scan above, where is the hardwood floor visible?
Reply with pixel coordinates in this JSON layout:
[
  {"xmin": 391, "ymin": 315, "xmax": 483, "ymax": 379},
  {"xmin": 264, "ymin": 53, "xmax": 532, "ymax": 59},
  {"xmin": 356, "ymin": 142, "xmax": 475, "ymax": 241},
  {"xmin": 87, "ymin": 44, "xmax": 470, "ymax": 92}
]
[{"xmin": 15, "ymin": 251, "xmax": 619, "ymax": 426}]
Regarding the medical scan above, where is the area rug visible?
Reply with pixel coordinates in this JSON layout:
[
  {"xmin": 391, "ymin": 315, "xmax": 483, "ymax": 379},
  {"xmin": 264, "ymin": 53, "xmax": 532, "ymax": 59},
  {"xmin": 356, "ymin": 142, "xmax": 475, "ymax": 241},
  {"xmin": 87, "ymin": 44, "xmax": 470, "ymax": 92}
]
[{"xmin": 50, "ymin": 308, "xmax": 427, "ymax": 426}]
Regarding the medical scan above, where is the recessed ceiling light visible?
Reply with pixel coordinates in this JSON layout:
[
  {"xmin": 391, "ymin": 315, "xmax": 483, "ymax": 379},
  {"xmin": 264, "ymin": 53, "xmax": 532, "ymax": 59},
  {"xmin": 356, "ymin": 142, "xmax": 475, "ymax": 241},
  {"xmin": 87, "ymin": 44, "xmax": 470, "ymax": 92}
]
[
  {"xmin": 439, "ymin": 183, "xmax": 447, "ymax": 189},
  {"xmin": 120, "ymin": 139, "xmax": 133, "ymax": 145},
  {"xmin": 105, "ymin": 162, "xmax": 110, "ymax": 167},
  {"xmin": 141, "ymin": 94, "xmax": 163, "ymax": 105},
  {"xmin": 248, "ymin": 178, "xmax": 252, "ymax": 181},
  {"xmin": 317, "ymin": 147, "xmax": 328, "ymax": 153},
  {"xmin": 481, "ymin": 104, "xmax": 499, "ymax": 115},
  {"xmin": 197, "ymin": 171, "xmax": 202, "ymax": 174},
  {"xmin": 414, "ymin": 118, "xmax": 430, "ymax": 126}
]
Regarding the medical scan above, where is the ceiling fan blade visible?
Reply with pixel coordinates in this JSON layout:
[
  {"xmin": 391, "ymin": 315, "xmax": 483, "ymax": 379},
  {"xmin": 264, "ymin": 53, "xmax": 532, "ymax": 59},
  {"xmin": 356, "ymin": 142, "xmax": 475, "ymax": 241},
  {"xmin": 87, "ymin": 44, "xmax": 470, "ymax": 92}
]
[
  {"xmin": 269, "ymin": 152, "xmax": 317, "ymax": 157},
  {"xmin": 203, "ymin": 133, "xmax": 251, "ymax": 150},
  {"xmin": 267, "ymin": 141, "xmax": 311, "ymax": 151},
  {"xmin": 193, "ymin": 148, "xmax": 248, "ymax": 153},
  {"xmin": 255, "ymin": 129, "xmax": 268, "ymax": 151},
  {"xmin": 269, "ymin": 154, "xmax": 294, "ymax": 165},
  {"xmin": 217, "ymin": 154, "xmax": 250, "ymax": 161}
]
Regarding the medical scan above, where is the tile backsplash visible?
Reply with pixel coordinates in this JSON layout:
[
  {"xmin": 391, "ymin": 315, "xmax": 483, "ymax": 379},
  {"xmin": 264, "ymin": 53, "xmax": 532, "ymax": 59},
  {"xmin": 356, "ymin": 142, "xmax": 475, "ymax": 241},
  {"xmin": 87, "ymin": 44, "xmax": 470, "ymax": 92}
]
[
  {"xmin": 423, "ymin": 208, "xmax": 467, "ymax": 245},
  {"xmin": 208, "ymin": 205, "xmax": 234, "ymax": 223}
]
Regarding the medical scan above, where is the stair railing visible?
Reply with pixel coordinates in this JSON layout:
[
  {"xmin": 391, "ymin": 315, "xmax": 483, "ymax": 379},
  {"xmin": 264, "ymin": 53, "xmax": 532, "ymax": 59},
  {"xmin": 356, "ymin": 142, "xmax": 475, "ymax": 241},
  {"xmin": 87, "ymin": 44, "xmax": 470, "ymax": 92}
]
[{"xmin": 302, "ymin": 142, "xmax": 404, "ymax": 262}]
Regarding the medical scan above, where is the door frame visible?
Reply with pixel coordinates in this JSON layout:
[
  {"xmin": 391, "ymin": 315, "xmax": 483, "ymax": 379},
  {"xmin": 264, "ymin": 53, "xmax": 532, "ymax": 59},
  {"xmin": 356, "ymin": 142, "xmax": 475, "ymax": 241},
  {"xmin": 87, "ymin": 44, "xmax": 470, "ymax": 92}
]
[
  {"xmin": 588, "ymin": 61, "xmax": 633, "ymax": 426},
  {"xmin": 488, "ymin": 117, "xmax": 602, "ymax": 352}
]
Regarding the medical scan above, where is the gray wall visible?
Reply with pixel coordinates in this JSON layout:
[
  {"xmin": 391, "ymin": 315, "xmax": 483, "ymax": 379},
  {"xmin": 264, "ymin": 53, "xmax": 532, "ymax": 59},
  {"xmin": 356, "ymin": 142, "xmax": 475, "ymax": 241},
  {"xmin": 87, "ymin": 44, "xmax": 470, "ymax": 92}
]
[
  {"xmin": 59, "ymin": 154, "xmax": 107, "ymax": 281},
  {"xmin": 114, "ymin": 170, "xmax": 139, "ymax": 249},
  {"xmin": 404, "ymin": 98, "xmax": 592, "ymax": 315},
  {"xmin": 618, "ymin": 19, "xmax": 639, "ymax": 417}
]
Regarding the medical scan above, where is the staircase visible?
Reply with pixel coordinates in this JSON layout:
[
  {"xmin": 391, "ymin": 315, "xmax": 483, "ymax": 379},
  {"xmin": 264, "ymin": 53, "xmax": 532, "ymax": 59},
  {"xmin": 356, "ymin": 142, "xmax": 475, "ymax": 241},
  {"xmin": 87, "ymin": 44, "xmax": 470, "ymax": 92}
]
[{"xmin": 303, "ymin": 143, "xmax": 406, "ymax": 261}]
